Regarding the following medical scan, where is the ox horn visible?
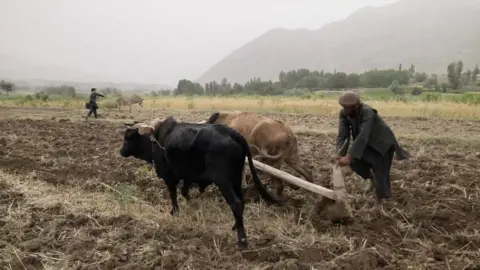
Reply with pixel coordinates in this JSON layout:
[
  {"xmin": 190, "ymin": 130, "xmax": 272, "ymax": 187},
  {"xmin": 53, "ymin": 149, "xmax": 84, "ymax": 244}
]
[
  {"xmin": 131, "ymin": 123, "xmax": 154, "ymax": 135},
  {"xmin": 131, "ymin": 122, "xmax": 149, "ymax": 128},
  {"xmin": 124, "ymin": 120, "xmax": 144, "ymax": 128},
  {"xmin": 250, "ymin": 144, "xmax": 285, "ymax": 160},
  {"xmin": 197, "ymin": 120, "xmax": 207, "ymax": 124},
  {"xmin": 124, "ymin": 120, "xmax": 142, "ymax": 125}
]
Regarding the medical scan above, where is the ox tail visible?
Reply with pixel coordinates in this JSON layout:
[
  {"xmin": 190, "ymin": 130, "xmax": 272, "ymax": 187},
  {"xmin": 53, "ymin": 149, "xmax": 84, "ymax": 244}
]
[{"xmin": 225, "ymin": 127, "xmax": 284, "ymax": 205}]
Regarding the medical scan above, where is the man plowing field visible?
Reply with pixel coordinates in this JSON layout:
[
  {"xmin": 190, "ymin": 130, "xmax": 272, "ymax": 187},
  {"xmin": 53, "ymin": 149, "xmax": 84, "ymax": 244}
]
[{"xmin": 333, "ymin": 91, "xmax": 410, "ymax": 204}]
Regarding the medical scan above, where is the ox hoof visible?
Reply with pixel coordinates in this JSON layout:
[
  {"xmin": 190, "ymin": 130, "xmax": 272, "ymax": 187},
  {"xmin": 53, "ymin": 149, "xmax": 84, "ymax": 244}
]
[
  {"xmin": 331, "ymin": 216, "xmax": 354, "ymax": 226},
  {"xmin": 275, "ymin": 191, "xmax": 285, "ymax": 198},
  {"xmin": 231, "ymin": 223, "xmax": 237, "ymax": 231},
  {"xmin": 170, "ymin": 209, "xmax": 179, "ymax": 216},
  {"xmin": 290, "ymin": 184, "xmax": 301, "ymax": 190},
  {"xmin": 237, "ymin": 239, "xmax": 248, "ymax": 250},
  {"xmin": 360, "ymin": 179, "xmax": 374, "ymax": 193}
]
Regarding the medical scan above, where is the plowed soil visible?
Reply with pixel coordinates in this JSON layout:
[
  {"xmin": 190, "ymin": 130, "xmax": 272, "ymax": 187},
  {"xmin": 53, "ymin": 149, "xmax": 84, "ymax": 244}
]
[{"xmin": 1, "ymin": 106, "xmax": 480, "ymax": 269}]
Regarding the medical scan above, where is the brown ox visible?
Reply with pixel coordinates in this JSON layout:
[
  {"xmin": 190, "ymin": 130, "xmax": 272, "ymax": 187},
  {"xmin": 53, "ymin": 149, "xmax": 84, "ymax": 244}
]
[{"xmin": 201, "ymin": 111, "xmax": 313, "ymax": 196}]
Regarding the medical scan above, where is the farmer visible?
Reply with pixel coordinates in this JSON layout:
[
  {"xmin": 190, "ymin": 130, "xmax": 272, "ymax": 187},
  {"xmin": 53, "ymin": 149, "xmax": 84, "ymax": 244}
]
[
  {"xmin": 333, "ymin": 91, "xmax": 410, "ymax": 204},
  {"xmin": 86, "ymin": 88, "xmax": 105, "ymax": 121}
]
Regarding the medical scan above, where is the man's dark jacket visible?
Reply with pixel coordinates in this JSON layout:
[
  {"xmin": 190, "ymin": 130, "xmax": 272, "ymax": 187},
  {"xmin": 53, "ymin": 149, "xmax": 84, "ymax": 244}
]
[
  {"xmin": 336, "ymin": 103, "xmax": 410, "ymax": 161},
  {"xmin": 88, "ymin": 92, "xmax": 104, "ymax": 108}
]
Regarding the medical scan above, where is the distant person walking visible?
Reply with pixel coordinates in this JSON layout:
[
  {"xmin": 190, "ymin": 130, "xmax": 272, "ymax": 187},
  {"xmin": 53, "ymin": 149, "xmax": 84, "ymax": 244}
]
[
  {"xmin": 332, "ymin": 91, "xmax": 410, "ymax": 204},
  {"xmin": 86, "ymin": 88, "xmax": 105, "ymax": 121}
]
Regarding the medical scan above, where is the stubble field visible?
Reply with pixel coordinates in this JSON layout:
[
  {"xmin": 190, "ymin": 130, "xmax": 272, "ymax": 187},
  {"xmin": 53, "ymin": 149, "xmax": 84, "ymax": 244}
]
[{"xmin": 1, "ymin": 105, "xmax": 480, "ymax": 269}]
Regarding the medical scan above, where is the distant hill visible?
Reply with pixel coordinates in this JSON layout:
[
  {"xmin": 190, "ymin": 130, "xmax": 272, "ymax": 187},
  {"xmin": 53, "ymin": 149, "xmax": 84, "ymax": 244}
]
[
  {"xmin": 0, "ymin": 54, "xmax": 173, "ymax": 92},
  {"xmin": 0, "ymin": 54, "xmax": 106, "ymax": 83},
  {"xmin": 11, "ymin": 79, "xmax": 173, "ymax": 94},
  {"xmin": 198, "ymin": 0, "xmax": 480, "ymax": 84}
]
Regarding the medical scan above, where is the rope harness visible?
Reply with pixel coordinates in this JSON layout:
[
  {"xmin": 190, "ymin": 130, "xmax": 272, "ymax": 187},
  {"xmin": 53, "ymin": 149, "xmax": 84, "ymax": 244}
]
[
  {"xmin": 149, "ymin": 134, "xmax": 164, "ymax": 150},
  {"xmin": 149, "ymin": 134, "xmax": 165, "ymax": 169}
]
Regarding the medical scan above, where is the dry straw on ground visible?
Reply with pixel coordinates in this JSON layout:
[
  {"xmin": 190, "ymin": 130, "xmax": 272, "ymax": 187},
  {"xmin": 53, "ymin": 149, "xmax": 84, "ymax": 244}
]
[{"xmin": 0, "ymin": 107, "xmax": 480, "ymax": 269}]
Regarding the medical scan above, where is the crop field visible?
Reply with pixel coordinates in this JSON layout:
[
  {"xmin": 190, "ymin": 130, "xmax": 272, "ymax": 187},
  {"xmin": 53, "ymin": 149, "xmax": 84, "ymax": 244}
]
[
  {"xmin": 2, "ymin": 90, "xmax": 480, "ymax": 119},
  {"xmin": 1, "ymin": 104, "xmax": 480, "ymax": 269}
]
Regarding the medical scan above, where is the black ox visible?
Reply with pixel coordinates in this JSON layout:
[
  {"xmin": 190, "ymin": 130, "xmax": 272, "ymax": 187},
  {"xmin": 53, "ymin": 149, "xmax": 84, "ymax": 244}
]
[{"xmin": 119, "ymin": 116, "xmax": 284, "ymax": 249}]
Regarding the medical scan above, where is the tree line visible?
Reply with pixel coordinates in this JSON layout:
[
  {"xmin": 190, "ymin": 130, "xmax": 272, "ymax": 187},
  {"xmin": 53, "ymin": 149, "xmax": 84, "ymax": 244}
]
[
  {"xmin": 447, "ymin": 60, "xmax": 479, "ymax": 90},
  {"xmin": 0, "ymin": 80, "xmax": 14, "ymax": 95},
  {"xmin": 1, "ymin": 61, "xmax": 479, "ymax": 97},
  {"xmin": 173, "ymin": 62, "xmax": 480, "ymax": 96}
]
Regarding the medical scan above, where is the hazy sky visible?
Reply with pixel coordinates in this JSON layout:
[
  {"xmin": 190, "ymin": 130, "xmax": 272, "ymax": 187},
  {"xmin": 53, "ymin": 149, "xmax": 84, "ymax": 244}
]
[{"xmin": 1, "ymin": 0, "xmax": 396, "ymax": 85}]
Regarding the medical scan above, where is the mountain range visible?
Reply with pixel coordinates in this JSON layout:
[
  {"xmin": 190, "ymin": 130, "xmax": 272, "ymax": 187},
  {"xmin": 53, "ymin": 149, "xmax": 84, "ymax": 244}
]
[
  {"xmin": 0, "ymin": 54, "xmax": 172, "ymax": 92},
  {"xmin": 197, "ymin": 0, "xmax": 480, "ymax": 85}
]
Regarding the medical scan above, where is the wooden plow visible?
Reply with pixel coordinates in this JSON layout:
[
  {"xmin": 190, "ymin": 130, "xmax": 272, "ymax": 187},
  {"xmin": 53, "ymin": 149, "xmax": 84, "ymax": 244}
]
[{"xmin": 246, "ymin": 138, "xmax": 353, "ymax": 224}]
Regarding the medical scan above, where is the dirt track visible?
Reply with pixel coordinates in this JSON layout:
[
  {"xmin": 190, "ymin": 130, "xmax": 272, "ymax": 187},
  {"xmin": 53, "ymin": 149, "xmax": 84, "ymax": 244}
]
[{"xmin": 1, "ymin": 106, "xmax": 480, "ymax": 269}]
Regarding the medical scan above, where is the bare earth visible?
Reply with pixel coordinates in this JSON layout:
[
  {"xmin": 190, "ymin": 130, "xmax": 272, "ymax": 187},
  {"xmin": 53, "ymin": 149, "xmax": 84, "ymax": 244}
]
[{"xmin": 1, "ymin": 106, "xmax": 480, "ymax": 269}]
